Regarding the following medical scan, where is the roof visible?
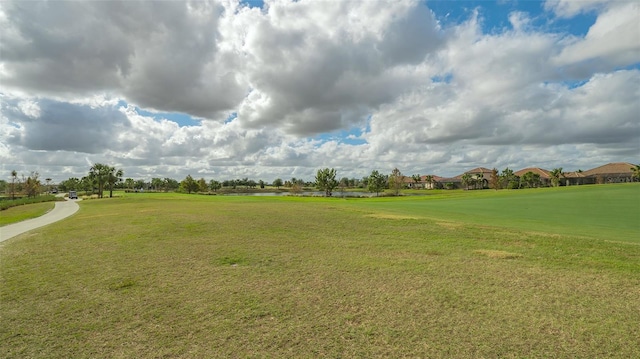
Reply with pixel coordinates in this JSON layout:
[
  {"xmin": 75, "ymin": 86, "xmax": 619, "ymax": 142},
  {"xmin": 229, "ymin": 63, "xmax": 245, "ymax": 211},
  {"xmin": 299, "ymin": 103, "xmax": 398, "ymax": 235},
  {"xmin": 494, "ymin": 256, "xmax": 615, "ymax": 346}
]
[
  {"xmin": 582, "ymin": 162, "xmax": 635, "ymax": 176},
  {"xmin": 514, "ymin": 167, "xmax": 551, "ymax": 179},
  {"xmin": 403, "ymin": 174, "xmax": 447, "ymax": 183},
  {"xmin": 465, "ymin": 167, "xmax": 493, "ymax": 174},
  {"xmin": 453, "ymin": 167, "xmax": 494, "ymax": 180},
  {"xmin": 563, "ymin": 171, "xmax": 586, "ymax": 178}
]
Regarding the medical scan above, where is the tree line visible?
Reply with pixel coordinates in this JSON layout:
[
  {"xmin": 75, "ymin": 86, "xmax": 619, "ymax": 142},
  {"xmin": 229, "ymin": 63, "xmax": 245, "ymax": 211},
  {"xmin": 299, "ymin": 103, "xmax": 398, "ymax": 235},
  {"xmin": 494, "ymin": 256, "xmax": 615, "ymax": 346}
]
[
  {"xmin": 0, "ymin": 170, "xmax": 46, "ymax": 200},
  {"xmin": 8, "ymin": 164, "xmax": 640, "ymax": 199}
]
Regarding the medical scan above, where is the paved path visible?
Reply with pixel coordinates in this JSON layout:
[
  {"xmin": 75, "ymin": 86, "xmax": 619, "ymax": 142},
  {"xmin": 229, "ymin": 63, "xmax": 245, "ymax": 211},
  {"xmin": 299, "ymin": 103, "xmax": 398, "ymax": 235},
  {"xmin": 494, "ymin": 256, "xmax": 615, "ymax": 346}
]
[{"xmin": 0, "ymin": 197, "xmax": 81, "ymax": 243}]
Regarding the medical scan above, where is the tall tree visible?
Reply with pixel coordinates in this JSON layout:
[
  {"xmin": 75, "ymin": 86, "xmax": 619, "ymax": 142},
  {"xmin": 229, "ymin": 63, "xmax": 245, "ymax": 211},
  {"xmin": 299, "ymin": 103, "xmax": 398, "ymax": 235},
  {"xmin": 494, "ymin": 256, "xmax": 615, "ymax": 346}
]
[
  {"xmin": 461, "ymin": 173, "xmax": 472, "ymax": 190},
  {"xmin": 124, "ymin": 178, "xmax": 135, "ymax": 190},
  {"xmin": 500, "ymin": 168, "xmax": 517, "ymax": 189},
  {"xmin": 521, "ymin": 171, "xmax": 541, "ymax": 188},
  {"xmin": 360, "ymin": 176, "xmax": 369, "ymax": 188},
  {"xmin": 106, "ymin": 167, "xmax": 123, "ymax": 198},
  {"xmin": 134, "ymin": 179, "xmax": 147, "ymax": 190},
  {"xmin": 164, "ymin": 178, "xmax": 179, "ymax": 191},
  {"xmin": 411, "ymin": 174, "xmax": 421, "ymax": 189},
  {"xmin": 209, "ymin": 180, "xmax": 221, "ymax": 192},
  {"xmin": 475, "ymin": 173, "xmax": 484, "ymax": 190},
  {"xmin": 550, "ymin": 168, "xmax": 563, "ymax": 187},
  {"xmin": 389, "ymin": 168, "xmax": 404, "ymax": 196},
  {"xmin": 198, "ymin": 178, "xmax": 208, "ymax": 192},
  {"xmin": 80, "ymin": 176, "xmax": 93, "ymax": 195},
  {"xmin": 151, "ymin": 178, "xmax": 164, "ymax": 191},
  {"xmin": 273, "ymin": 178, "xmax": 283, "ymax": 189},
  {"xmin": 489, "ymin": 168, "xmax": 500, "ymax": 190},
  {"xmin": 24, "ymin": 172, "xmax": 41, "ymax": 198},
  {"xmin": 424, "ymin": 175, "xmax": 434, "ymax": 189},
  {"xmin": 59, "ymin": 177, "xmax": 80, "ymax": 192},
  {"xmin": 10, "ymin": 170, "xmax": 18, "ymax": 200},
  {"xmin": 180, "ymin": 175, "xmax": 199, "ymax": 194},
  {"xmin": 368, "ymin": 170, "xmax": 386, "ymax": 197},
  {"xmin": 315, "ymin": 168, "xmax": 338, "ymax": 197},
  {"xmin": 89, "ymin": 163, "xmax": 111, "ymax": 198}
]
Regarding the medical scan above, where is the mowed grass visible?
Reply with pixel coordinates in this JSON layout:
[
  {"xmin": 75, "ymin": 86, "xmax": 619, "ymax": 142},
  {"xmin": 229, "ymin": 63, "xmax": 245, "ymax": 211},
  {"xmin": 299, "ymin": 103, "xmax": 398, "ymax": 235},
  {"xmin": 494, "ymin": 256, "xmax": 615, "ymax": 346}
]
[
  {"xmin": 0, "ymin": 202, "xmax": 55, "ymax": 226},
  {"xmin": 1, "ymin": 185, "xmax": 639, "ymax": 358},
  {"xmin": 353, "ymin": 184, "xmax": 640, "ymax": 243}
]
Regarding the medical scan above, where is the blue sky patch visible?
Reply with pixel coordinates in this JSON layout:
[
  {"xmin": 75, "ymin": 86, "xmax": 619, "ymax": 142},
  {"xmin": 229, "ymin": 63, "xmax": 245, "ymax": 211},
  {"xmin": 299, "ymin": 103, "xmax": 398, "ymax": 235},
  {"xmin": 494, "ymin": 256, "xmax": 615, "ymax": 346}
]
[
  {"xmin": 135, "ymin": 107, "xmax": 201, "ymax": 127},
  {"xmin": 428, "ymin": 0, "xmax": 596, "ymax": 37}
]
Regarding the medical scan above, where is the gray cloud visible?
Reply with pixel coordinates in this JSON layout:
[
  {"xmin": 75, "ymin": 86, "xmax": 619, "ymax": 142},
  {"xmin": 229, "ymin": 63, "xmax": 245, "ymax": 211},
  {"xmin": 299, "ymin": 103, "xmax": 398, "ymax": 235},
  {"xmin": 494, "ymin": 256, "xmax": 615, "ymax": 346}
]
[
  {"xmin": 237, "ymin": 0, "xmax": 443, "ymax": 134},
  {"xmin": 2, "ymin": 99, "xmax": 131, "ymax": 153},
  {"xmin": 0, "ymin": 0, "xmax": 637, "ymax": 183},
  {"xmin": 0, "ymin": 0, "xmax": 245, "ymax": 118}
]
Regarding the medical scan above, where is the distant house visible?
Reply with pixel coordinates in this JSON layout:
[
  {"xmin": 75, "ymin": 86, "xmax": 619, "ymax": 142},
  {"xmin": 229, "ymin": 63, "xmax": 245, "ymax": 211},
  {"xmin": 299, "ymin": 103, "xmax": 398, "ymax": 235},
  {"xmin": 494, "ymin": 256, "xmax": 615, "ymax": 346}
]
[
  {"xmin": 431, "ymin": 167, "xmax": 493, "ymax": 190},
  {"xmin": 403, "ymin": 162, "xmax": 636, "ymax": 191},
  {"xmin": 456, "ymin": 167, "xmax": 492, "ymax": 189},
  {"xmin": 423, "ymin": 175, "xmax": 444, "ymax": 189},
  {"xmin": 403, "ymin": 176, "xmax": 421, "ymax": 189},
  {"xmin": 514, "ymin": 167, "xmax": 551, "ymax": 187},
  {"xmin": 563, "ymin": 171, "xmax": 587, "ymax": 186},
  {"xmin": 582, "ymin": 162, "xmax": 636, "ymax": 184},
  {"xmin": 403, "ymin": 175, "xmax": 444, "ymax": 189}
]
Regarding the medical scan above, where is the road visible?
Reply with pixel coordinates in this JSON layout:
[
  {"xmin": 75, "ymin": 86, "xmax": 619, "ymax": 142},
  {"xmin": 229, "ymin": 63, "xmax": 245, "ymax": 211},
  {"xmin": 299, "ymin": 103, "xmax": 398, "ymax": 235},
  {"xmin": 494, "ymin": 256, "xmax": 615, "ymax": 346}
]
[{"xmin": 0, "ymin": 197, "xmax": 80, "ymax": 243}]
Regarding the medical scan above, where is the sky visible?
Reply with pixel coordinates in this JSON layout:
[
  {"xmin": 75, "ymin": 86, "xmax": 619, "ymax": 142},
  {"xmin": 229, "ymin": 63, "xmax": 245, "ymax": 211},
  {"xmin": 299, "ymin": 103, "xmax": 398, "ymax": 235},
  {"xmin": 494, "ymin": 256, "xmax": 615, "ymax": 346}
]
[{"xmin": 1, "ymin": 0, "xmax": 638, "ymax": 183}]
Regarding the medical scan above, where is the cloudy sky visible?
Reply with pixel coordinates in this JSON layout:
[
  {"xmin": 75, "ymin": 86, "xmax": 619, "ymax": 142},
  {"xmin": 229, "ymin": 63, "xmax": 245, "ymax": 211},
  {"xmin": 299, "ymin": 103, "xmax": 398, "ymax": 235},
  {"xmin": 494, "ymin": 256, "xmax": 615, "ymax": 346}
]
[{"xmin": 1, "ymin": 0, "xmax": 638, "ymax": 183}]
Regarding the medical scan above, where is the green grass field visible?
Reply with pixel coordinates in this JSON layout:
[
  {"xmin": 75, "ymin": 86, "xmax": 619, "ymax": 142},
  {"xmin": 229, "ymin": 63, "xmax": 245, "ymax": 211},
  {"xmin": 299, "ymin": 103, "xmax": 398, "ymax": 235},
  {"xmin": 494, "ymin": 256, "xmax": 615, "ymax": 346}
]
[
  {"xmin": 0, "ymin": 202, "xmax": 55, "ymax": 226},
  {"xmin": 1, "ymin": 184, "xmax": 639, "ymax": 358}
]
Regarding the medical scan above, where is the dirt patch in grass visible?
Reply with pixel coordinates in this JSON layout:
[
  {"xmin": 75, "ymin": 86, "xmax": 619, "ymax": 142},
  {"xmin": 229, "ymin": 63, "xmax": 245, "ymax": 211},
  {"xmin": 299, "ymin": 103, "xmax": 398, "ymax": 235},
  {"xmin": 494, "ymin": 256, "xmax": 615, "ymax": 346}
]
[
  {"xmin": 474, "ymin": 249, "xmax": 523, "ymax": 259},
  {"xmin": 435, "ymin": 221, "xmax": 463, "ymax": 229},
  {"xmin": 365, "ymin": 213, "xmax": 420, "ymax": 220}
]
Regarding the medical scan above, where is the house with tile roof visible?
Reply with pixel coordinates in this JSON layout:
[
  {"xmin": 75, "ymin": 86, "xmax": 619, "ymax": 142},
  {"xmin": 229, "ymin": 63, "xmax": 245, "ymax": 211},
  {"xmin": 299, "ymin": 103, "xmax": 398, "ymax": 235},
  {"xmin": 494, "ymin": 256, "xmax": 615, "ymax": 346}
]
[
  {"xmin": 581, "ymin": 162, "xmax": 636, "ymax": 184},
  {"xmin": 514, "ymin": 167, "xmax": 551, "ymax": 187},
  {"xmin": 403, "ymin": 174, "xmax": 445, "ymax": 189},
  {"xmin": 563, "ymin": 171, "xmax": 587, "ymax": 186},
  {"xmin": 394, "ymin": 162, "xmax": 636, "ymax": 191},
  {"xmin": 456, "ymin": 167, "xmax": 492, "ymax": 189}
]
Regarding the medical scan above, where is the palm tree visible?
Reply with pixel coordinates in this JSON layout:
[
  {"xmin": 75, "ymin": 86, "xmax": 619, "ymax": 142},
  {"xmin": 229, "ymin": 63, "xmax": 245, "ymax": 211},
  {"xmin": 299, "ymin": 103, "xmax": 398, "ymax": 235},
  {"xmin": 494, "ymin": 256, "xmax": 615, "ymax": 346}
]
[
  {"xmin": 631, "ymin": 164, "xmax": 640, "ymax": 182},
  {"xmin": 89, "ymin": 163, "xmax": 111, "ymax": 198},
  {"xmin": 500, "ymin": 167, "xmax": 515, "ymax": 189},
  {"xmin": 124, "ymin": 178, "xmax": 135, "ymax": 190},
  {"xmin": 10, "ymin": 170, "xmax": 17, "ymax": 200},
  {"xmin": 461, "ymin": 173, "xmax": 472, "ymax": 190},
  {"xmin": 489, "ymin": 168, "xmax": 500, "ymax": 190},
  {"xmin": 475, "ymin": 173, "xmax": 484, "ymax": 190},
  {"xmin": 412, "ymin": 174, "xmax": 421, "ymax": 189},
  {"xmin": 550, "ymin": 168, "xmax": 563, "ymax": 187},
  {"xmin": 425, "ymin": 175, "xmax": 434, "ymax": 189},
  {"xmin": 107, "ymin": 167, "xmax": 123, "ymax": 198}
]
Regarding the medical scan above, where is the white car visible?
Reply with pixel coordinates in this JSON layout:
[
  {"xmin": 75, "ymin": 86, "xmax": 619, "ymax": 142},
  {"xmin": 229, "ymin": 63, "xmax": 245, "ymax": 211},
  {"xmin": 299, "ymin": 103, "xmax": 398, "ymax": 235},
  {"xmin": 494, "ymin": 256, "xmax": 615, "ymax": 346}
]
[{"xmin": 68, "ymin": 191, "xmax": 78, "ymax": 199}]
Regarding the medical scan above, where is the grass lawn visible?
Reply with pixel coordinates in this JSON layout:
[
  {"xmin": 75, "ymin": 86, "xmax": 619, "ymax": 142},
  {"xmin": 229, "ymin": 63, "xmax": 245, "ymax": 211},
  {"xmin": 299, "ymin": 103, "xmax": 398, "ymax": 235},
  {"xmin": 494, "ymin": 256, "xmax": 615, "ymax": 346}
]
[
  {"xmin": 0, "ymin": 202, "xmax": 55, "ymax": 226},
  {"xmin": 1, "ymin": 184, "xmax": 639, "ymax": 358}
]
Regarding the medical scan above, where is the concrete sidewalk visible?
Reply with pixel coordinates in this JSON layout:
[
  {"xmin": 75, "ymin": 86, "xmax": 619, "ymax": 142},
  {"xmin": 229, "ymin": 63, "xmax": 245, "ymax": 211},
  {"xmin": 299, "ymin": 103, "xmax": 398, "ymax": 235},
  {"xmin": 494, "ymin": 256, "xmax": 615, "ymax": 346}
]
[{"xmin": 0, "ymin": 198, "xmax": 80, "ymax": 243}]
